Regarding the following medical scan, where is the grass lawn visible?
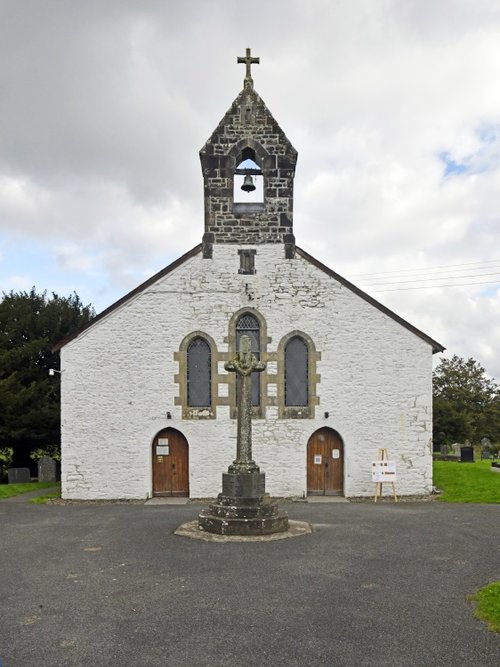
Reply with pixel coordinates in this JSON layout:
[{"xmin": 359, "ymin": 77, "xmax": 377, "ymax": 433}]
[
  {"xmin": 30, "ymin": 488, "xmax": 61, "ymax": 503},
  {"xmin": 0, "ymin": 481, "xmax": 60, "ymax": 500},
  {"xmin": 433, "ymin": 460, "xmax": 500, "ymax": 503},
  {"xmin": 470, "ymin": 582, "xmax": 500, "ymax": 633}
]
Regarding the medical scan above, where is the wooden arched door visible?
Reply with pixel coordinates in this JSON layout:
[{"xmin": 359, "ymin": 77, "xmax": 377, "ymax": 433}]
[
  {"xmin": 152, "ymin": 428, "xmax": 189, "ymax": 497},
  {"xmin": 307, "ymin": 428, "xmax": 344, "ymax": 496}
]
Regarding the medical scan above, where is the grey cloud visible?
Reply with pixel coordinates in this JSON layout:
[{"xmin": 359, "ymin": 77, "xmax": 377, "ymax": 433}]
[{"xmin": 1, "ymin": 1, "xmax": 500, "ymax": 376}]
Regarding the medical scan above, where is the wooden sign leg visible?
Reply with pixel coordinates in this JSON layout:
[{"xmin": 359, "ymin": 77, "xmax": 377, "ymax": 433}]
[{"xmin": 392, "ymin": 482, "xmax": 398, "ymax": 502}]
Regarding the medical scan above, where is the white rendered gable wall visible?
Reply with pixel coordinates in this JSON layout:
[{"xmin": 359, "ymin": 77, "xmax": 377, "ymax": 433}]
[{"xmin": 61, "ymin": 244, "xmax": 433, "ymax": 499}]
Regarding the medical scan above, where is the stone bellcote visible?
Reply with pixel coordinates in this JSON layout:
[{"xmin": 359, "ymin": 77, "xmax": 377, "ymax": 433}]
[{"xmin": 200, "ymin": 50, "xmax": 298, "ymax": 258}]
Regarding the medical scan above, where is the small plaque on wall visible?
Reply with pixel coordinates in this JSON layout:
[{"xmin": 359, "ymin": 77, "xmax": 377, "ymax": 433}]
[
  {"xmin": 156, "ymin": 445, "xmax": 169, "ymax": 455},
  {"xmin": 314, "ymin": 455, "xmax": 322, "ymax": 464}
]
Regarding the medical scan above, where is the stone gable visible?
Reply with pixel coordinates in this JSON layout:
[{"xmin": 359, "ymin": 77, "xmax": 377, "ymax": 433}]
[{"xmin": 199, "ymin": 87, "xmax": 298, "ymax": 249}]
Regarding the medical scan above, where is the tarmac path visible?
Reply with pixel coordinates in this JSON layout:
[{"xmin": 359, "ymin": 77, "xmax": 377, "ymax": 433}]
[{"xmin": 0, "ymin": 499, "xmax": 499, "ymax": 666}]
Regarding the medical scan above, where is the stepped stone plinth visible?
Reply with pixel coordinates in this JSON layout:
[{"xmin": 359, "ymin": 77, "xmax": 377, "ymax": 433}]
[
  {"xmin": 198, "ymin": 472, "xmax": 288, "ymax": 536},
  {"xmin": 198, "ymin": 336, "xmax": 288, "ymax": 536}
]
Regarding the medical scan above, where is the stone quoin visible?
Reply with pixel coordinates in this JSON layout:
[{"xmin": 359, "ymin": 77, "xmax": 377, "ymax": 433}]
[{"xmin": 55, "ymin": 49, "xmax": 444, "ymax": 500}]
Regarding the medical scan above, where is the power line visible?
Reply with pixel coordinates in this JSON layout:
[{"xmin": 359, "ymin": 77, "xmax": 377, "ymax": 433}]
[
  {"xmin": 359, "ymin": 271, "xmax": 500, "ymax": 288},
  {"xmin": 370, "ymin": 279, "xmax": 500, "ymax": 292},
  {"xmin": 349, "ymin": 258, "xmax": 500, "ymax": 279},
  {"xmin": 363, "ymin": 264, "xmax": 500, "ymax": 280}
]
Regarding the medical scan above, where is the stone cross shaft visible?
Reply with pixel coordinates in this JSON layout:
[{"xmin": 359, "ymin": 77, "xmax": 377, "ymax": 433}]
[
  {"xmin": 237, "ymin": 47, "xmax": 259, "ymax": 88},
  {"xmin": 225, "ymin": 335, "xmax": 265, "ymax": 473}
]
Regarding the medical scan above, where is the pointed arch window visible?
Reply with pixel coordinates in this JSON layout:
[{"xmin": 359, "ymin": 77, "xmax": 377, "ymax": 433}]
[
  {"xmin": 187, "ymin": 337, "xmax": 211, "ymax": 407},
  {"xmin": 284, "ymin": 336, "xmax": 308, "ymax": 407},
  {"xmin": 236, "ymin": 313, "xmax": 261, "ymax": 406}
]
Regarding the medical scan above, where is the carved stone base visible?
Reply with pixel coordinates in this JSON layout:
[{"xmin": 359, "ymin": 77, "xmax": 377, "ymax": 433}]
[
  {"xmin": 198, "ymin": 473, "xmax": 289, "ymax": 536},
  {"xmin": 222, "ymin": 471, "xmax": 265, "ymax": 497}
]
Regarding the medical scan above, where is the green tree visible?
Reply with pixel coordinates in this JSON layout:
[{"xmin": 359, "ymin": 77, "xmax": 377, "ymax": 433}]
[
  {"xmin": 0, "ymin": 288, "xmax": 94, "ymax": 466},
  {"xmin": 0, "ymin": 447, "xmax": 13, "ymax": 481},
  {"xmin": 433, "ymin": 355, "xmax": 500, "ymax": 447}
]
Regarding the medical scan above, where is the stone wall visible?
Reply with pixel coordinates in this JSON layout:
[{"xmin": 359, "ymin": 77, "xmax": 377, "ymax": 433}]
[
  {"xmin": 61, "ymin": 244, "xmax": 433, "ymax": 500},
  {"xmin": 199, "ymin": 87, "xmax": 298, "ymax": 247}
]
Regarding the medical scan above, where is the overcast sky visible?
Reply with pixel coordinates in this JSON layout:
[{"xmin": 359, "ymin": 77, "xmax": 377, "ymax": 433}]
[{"xmin": 1, "ymin": 0, "xmax": 499, "ymax": 378}]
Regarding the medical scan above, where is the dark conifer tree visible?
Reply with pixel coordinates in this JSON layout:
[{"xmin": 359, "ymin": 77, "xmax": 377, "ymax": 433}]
[{"xmin": 0, "ymin": 288, "xmax": 94, "ymax": 467}]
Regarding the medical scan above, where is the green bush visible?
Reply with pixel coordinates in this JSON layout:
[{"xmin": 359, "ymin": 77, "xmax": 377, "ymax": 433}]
[
  {"xmin": 0, "ymin": 447, "xmax": 14, "ymax": 482},
  {"xmin": 30, "ymin": 445, "xmax": 61, "ymax": 462}
]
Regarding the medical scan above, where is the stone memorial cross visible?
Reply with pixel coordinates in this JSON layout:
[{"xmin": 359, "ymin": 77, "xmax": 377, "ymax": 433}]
[
  {"xmin": 224, "ymin": 334, "xmax": 265, "ymax": 474},
  {"xmin": 198, "ymin": 335, "xmax": 288, "ymax": 535}
]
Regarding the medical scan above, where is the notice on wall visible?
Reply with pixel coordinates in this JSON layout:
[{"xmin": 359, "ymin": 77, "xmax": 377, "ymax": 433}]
[
  {"xmin": 371, "ymin": 460, "xmax": 397, "ymax": 482},
  {"xmin": 314, "ymin": 455, "xmax": 322, "ymax": 464},
  {"xmin": 332, "ymin": 449, "xmax": 340, "ymax": 459},
  {"xmin": 157, "ymin": 445, "xmax": 169, "ymax": 455}
]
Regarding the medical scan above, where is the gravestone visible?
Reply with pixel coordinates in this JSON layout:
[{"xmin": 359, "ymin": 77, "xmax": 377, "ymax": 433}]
[
  {"xmin": 460, "ymin": 446, "xmax": 474, "ymax": 462},
  {"xmin": 38, "ymin": 456, "xmax": 57, "ymax": 483},
  {"xmin": 450, "ymin": 443, "xmax": 461, "ymax": 458},
  {"xmin": 198, "ymin": 336, "xmax": 289, "ymax": 536},
  {"xmin": 440, "ymin": 444, "xmax": 450, "ymax": 456},
  {"xmin": 7, "ymin": 468, "xmax": 31, "ymax": 483},
  {"xmin": 480, "ymin": 437, "xmax": 493, "ymax": 460}
]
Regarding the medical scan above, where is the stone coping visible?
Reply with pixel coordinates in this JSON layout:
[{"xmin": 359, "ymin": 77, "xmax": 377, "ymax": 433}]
[{"xmin": 174, "ymin": 519, "xmax": 312, "ymax": 542}]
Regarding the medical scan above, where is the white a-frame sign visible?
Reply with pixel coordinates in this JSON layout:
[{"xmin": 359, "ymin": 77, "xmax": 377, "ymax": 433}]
[{"xmin": 372, "ymin": 448, "xmax": 398, "ymax": 502}]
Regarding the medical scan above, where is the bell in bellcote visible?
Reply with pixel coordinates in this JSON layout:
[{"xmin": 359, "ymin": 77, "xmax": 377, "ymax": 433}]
[{"xmin": 241, "ymin": 174, "xmax": 256, "ymax": 192}]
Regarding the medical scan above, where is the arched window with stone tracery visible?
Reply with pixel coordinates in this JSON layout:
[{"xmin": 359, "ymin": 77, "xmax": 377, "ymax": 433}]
[{"xmin": 235, "ymin": 313, "xmax": 261, "ymax": 406}]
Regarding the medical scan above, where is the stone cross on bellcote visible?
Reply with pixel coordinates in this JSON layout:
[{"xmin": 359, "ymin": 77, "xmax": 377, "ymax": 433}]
[{"xmin": 237, "ymin": 47, "xmax": 259, "ymax": 88}]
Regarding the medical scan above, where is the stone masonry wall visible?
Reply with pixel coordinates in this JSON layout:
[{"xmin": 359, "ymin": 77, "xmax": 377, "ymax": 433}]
[
  {"xmin": 61, "ymin": 245, "xmax": 433, "ymax": 500},
  {"xmin": 199, "ymin": 87, "xmax": 298, "ymax": 245}
]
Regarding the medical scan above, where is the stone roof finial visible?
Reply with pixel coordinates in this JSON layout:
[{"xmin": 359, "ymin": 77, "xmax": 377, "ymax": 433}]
[{"xmin": 237, "ymin": 47, "xmax": 259, "ymax": 89}]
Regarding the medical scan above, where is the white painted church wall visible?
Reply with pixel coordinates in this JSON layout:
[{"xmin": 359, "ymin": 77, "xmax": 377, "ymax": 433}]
[{"xmin": 61, "ymin": 244, "xmax": 433, "ymax": 500}]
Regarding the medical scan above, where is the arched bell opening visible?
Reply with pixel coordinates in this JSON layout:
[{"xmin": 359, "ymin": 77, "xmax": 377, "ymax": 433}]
[{"xmin": 233, "ymin": 147, "xmax": 264, "ymax": 204}]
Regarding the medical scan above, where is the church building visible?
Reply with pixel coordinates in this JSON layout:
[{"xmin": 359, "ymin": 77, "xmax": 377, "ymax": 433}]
[{"xmin": 56, "ymin": 50, "xmax": 443, "ymax": 500}]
